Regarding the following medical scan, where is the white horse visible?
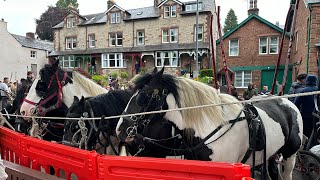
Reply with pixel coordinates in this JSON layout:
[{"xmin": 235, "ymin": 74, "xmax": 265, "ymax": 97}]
[{"xmin": 116, "ymin": 68, "xmax": 303, "ymax": 180}]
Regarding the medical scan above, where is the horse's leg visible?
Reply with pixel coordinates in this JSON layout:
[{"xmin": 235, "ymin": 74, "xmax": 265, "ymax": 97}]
[
  {"xmin": 281, "ymin": 154, "xmax": 296, "ymax": 180},
  {"xmin": 267, "ymin": 157, "xmax": 279, "ymax": 180}
]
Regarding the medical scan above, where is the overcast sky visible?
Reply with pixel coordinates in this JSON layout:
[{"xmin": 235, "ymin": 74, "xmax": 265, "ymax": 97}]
[{"xmin": 0, "ymin": 0, "xmax": 290, "ymax": 36}]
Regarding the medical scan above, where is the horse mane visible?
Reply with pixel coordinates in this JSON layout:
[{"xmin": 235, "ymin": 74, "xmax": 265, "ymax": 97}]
[{"xmin": 72, "ymin": 71, "xmax": 108, "ymax": 96}]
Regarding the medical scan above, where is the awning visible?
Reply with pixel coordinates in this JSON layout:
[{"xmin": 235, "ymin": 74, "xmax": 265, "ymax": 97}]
[{"xmin": 217, "ymin": 67, "xmax": 234, "ymax": 75}]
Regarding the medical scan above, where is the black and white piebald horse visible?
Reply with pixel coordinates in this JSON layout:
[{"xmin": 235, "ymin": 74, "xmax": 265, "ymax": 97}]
[
  {"xmin": 64, "ymin": 90, "xmax": 177, "ymax": 158},
  {"xmin": 116, "ymin": 67, "xmax": 303, "ymax": 180}
]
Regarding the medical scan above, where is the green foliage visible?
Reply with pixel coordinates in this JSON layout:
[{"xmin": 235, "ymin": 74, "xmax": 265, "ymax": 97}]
[
  {"xmin": 92, "ymin": 75, "xmax": 106, "ymax": 85},
  {"xmin": 199, "ymin": 77, "xmax": 214, "ymax": 85},
  {"xmin": 120, "ymin": 71, "xmax": 129, "ymax": 79},
  {"xmin": 56, "ymin": 0, "xmax": 79, "ymax": 9},
  {"xmin": 35, "ymin": 6, "xmax": 68, "ymax": 41},
  {"xmin": 223, "ymin": 9, "xmax": 238, "ymax": 33},
  {"xmin": 111, "ymin": 71, "xmax": 118, "ymax": 79},
  {"xmin": 199, "ymin": 69, "xmax": 214, "ymax": 78},
  {"xmin": 139, "ymin": 67, "xmax": 147, "ymax": 75}
]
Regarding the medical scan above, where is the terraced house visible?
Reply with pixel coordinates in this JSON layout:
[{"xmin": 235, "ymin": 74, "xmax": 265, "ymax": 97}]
[{"xmin": 50, "ymin": 0, "xmax": 217, "ymax": 77}]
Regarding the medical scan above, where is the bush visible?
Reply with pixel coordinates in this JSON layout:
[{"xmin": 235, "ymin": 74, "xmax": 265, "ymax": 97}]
[
  {"xmin": 199, "ymin": 69, "xmax": 214, "ymax": 78},
  {"xmin": 199, "ymin": 76, "xmax": 214, "ymax": 85},
  {"xmin": 120, "ymin": 71, "xmax": 129, "ymax": 79},
  {"xmin": 139, "ymin": 67, "xmax": 147, "ymax": 75},
  {"xmin": 92, "ymin": 75, "xmax": 107, "ymax": 85},
  {"xmin": 111, "ymin": 71, "xmax": 118, "ymax": 79}
]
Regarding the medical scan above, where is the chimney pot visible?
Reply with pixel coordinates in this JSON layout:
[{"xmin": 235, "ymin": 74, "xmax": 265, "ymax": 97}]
[
  {"xmin": 107, "ymin": 0, "xmax": 114, "ymax": 9},
  {"xmin": 1, "ymin": 18, "xmax": 3, "ymax": 21}
]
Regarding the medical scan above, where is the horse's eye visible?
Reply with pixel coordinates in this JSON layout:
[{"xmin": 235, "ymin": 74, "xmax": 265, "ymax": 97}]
[{"xmin": 136, "ymin": 91, "xmax": 150, "ymax": 106}]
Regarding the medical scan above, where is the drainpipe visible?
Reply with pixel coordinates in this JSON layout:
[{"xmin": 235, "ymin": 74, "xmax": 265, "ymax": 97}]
[{"xmin": 306, "ymin": 5, "xmax": 312, "ymax": 74}]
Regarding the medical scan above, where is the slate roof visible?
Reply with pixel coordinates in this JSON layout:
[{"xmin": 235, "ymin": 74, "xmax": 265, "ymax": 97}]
[
  {"xmin": 53, "ymin": 0, "xmax": 212, "ymax": 28},
  {"xmin": 48, "ymin": 42, "xmax": 209, "ymax": 56},
  {"xmin": 12, "ymin": 34, "xmax": 54, "ymax": 51}
]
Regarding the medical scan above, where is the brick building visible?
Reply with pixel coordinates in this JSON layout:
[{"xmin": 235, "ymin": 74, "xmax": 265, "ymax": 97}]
[
  {"xmin": 216, "ymin": 0, "xmax": 291, "ymax": 94},
  {"xmin": 49, "ymin": 0, "xmax": 217, "ymax": 77},
  {"xmin": 292, "ymin": 0, "xmax": 320, "ymax": 78}
]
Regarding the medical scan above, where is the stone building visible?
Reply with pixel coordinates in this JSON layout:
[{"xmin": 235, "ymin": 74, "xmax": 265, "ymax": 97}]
[
  {"xmin": 216, "ymin": 0, "xmax": 291, "ymax": 94},
  {"xmin": 0, "ymin": 19, "xmax": 53, "ymax": 81},
  {"xmin": 50, "ymin": 0, "xmax": 217, "ymax": 77}
]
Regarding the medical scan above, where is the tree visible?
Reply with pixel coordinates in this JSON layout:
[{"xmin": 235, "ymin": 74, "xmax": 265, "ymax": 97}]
[
  {"xmin": 223, "ymin": 9, "xmax": 238, "ymax": 33},
  {"xmin": 56, "ymin": 0, "xmax": 79, "ymax": 9},
  {"xmin": 35, "ymin": 6, "xmax": 68, "ymax": 41}
]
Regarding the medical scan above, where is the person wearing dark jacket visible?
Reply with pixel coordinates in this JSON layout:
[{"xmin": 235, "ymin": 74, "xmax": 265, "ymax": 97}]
[
  {"xmin": 294, "ymin": 74, "xmax": 318, "ymax": 138},
  {"xmin": 243, "ymin": 83, "xmax": 257, "ymax": 100},
  {"xmin": 288, "ymin": 73, "xmax": 307, "ymax": 102}
]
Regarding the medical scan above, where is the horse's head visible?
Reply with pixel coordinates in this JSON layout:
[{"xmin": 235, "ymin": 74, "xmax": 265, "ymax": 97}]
[
  {"xmin": 20, "ymin": 59, "xmax": 72, "ymax": 119},
  {"xmin": 116, "ymin": 67, "xmax": 179, "ymax": 143}
]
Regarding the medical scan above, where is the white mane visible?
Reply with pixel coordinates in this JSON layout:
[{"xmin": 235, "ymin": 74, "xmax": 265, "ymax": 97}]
[
  {"xmin": 72, "ymin": 71, "xmax": 108, "ymax": 96},
  {"xmin": 176, "ymin": 78, "xmax": 242, "ymax": 131}
]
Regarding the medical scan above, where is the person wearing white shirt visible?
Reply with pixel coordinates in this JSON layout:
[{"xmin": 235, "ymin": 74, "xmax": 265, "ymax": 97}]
[{"xmin": 0, "ymin": 77, "xmax": 9, "ymax": 109}]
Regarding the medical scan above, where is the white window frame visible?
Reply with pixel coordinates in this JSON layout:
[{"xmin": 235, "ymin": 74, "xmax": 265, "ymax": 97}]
[
  {"xmin": 269, "ymin": 36, "xmax": 279, "ymax": 54},
  {"xmin": 66, "ymin": 18, "xmax": 71, "ymax": 28},
  {"xmin": 101, "ymin": 53, "xmax": 126, "ymax": 68},
  {"xmin": 229, "ymin": 39, "xmax": 239, "ymax": 56},
  {"xmin": 109, "ymin": 33, "xmax": 123, "ymax": 47},
  {"xmin": 137, "ymin": 31, "xmax": 145, "ymax": 45},
  {"xmin": 259, "ymin": 37, "xmax": 268, "ymax": 55},
  {"xmin": 234, "ymin": 71, "xmax": 252, "ymax": 88},
  {"xmin": 162, "ymin": 28, "xmax": 178, "ymax": 43},
  {"xmin": 71, "ymin": 17, "xmax": 76, "ymax": 27},
  {"xmin": 194, "ymin": 25, "xmax": 203, "ymax": 41},
  {"xmin": 65, "ymin": 37, "xmax": 77, "ymax": 49},
  {"xmin": 89, "ymin": 34, "xmax": 95, "ymax": 48},
  {"xmin": 155, "ymin": 51, "xmax": 179, "ymax": 67},
  {"xmin": 111, "ymin": 12, "xmax": 121, "ymax": 24},
  {"xmin": 61, "ymin": 55, "xmax": 77, "ymax": 68},
  {"xmin": 164, "ymin": 6, "xmax": 170, "ymax": 18},
  {"xmin": 186, "ymin": 3, "xmax": 202, "ymax": 11},
  {"xmin": 171, "ymin": 5, "xmax": 177, "ymax": 17},
  {"xmin": 31, "ymin": 51, "xmax": 37, "ymax": 59}
]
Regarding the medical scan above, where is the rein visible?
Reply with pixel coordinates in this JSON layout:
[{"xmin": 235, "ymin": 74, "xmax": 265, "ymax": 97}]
[{"xmin": 24, "ymin": 71, "xmax": 67, "ymax": 116}]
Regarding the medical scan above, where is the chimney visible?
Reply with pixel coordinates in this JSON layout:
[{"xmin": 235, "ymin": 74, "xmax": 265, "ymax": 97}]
[
  {"xmin": 26, "ymin": 32, "xmax": 35, "ymax": 40},
  {"xmin": 276, "ymin": 21, "xmax": 280, "ymax": 27},
  {"xmin": 107, "ymin": 0, "xmax": 115, "ymax": 9},
  {"xmin": 154, "ymin": 0, "xmax": 160, "ymax": 7},
  {"xmin": 0, "ymin": 18, "xmax": 7, "ymax": 31},
  {"xmin": 248, "ymin": 0, "xmax": 259, "ymax": 16}
]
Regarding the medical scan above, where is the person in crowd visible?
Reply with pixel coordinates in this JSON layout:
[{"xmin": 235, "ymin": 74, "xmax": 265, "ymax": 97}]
[
  {"xmin": 288, "ymin": 74, "xmax": 307, "ymax": 102},
  {"xmin": 294, "ymin": 74, "xmax": 318, "ymax": 138},
  {"xmin": 11, "ymin": 82, "xmax": 17, "ymax": 94},
  {"xmin": 27, "ymin": 71, "xmax": 35, "ymax": 85},
  {"xmin": 260, "ymin": 86, "xmax": 270, "ymax": 95},
  {"xmin": 243, "ymin": 83, "xmax": 258, "ymax": 100},
  {"xmin": 230, "ymin": 84, "xmax": 239, "ymax": 100},
  {"xmin": 0, "ymin": 77, "xmax": 10, "ymax": 109},
  {"xmin": 134, "ymin": 61, "xmax": 140, "ymax": 75},
  {"xmin": 97, "ymin": 80, "xmax": 104, "ymax": 87}
]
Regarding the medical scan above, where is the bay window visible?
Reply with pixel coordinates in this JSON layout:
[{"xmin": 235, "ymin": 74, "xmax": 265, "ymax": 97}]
[
  {"xmin": 156, "ymin": 51, "xmax": 179, "ymax": 67},
  {"xmin": 101, "ymin": 53, "xmax": 126, "ymax": 68}
]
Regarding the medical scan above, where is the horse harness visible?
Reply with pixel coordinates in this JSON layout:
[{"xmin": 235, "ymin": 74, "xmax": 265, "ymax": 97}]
[{"xmin": 23, "ymin": 70, "xmax": 67, "ymax": 117}]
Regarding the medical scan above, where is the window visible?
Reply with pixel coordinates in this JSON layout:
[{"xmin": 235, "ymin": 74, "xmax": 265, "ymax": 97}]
[
  {"xmin": 162, "ymin": 28, "xmax": 178, "ymax": 43},
  {"xmin": 171, "ymin": 6, "xmax": 177, "ymax": 17},
  {"xmin": 66, "ymin": 37, "xmax": 77, "ymax": 49},
  {"xmin": 67, "ymin": 17, "xmax": 76, "ymax": 28},
  {"xmin": 61, "ymin": 55, "xmax": 78, "ymax": 68},
  {"xmin": 101, "ymin": 53, "xmax": 126, "ymax": 68},
  {"xmin": 109, "ymin": 32, "xmax": 123, "ymax": 46},
  {"xmin": 235, "ymin": 71, "xmax": 252, "ymax": 88},
  {"xmin": 194, "ymin": 25, "xmax": 203, "ymax": 41},
  {"xmin": 89, "ymin": 34, "xmax": 95, "ymax": 48},
  {"xmin": 229, "ymin": 39, "xmax": 239, "ymax": 56},
  {"xmin": 111, "ymin": 12, "xmax": 121, "ymax": 24},
  {"xmin": 269, "ymin": 37, "xmax": 279, "ymax": 54},
  {"xmin": 156, "ymin": 51, "xmax": 179, "ymax": 67},
  {"xmin": 164, "ymin": 6, "xmax": 177, "ymax": 18},
  {"xmin": 259, "ymin": 37, "xmax": 268, "ymax": 54},
  {"xmin": 186, "ymin": 3, "xmax": 202, "ymax": 11},
  {"xmin": 137, "ymin": 31, "xmax": 145, "ymax": 45},
  {"xmin": 31, "ymin": 51, "xmax": 37, "ymax": 59}
]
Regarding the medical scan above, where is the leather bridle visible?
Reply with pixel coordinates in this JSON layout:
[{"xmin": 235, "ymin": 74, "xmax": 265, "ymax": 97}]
[{"xmin": 23, "ymin": 70, "xmax": 67, "ymax": 116}]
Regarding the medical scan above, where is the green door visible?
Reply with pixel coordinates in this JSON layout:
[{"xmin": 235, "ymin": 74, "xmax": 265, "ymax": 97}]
[{"xmin": 261, "ymin": 69, "xmax": 292, "ymax": 94}]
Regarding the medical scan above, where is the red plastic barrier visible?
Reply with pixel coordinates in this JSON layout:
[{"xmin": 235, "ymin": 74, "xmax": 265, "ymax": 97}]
[
  {"xmin": 21, "ymin": 135, "xmax": 98, "ymax": 180},
  {"xmin": 97, "ymin": 155, "xmax": 251, "ymax": 180},
  {"xmin": 0, "ymin": 127, "xmax": 252, "ymax": 180},
  {"xmin": 0, "ymin": 127, "xmax": 22, "ymax": 164}
]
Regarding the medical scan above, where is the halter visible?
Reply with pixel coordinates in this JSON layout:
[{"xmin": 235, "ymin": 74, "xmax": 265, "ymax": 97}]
[
  {"xmin": 124, "ymin": 88, "xmax": 169, "ymax": 140},
  {"xmin": 23, "ymin": 70, "xmax": 67, "ymax": 116}
]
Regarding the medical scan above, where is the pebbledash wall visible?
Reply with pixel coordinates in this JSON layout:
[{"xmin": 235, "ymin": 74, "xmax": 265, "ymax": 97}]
[{"xmin": 51, "ymin": 0, "xmax": 217, "ymax": 77}]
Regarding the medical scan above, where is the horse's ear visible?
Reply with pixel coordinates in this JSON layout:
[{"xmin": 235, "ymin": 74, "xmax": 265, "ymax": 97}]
[
  {"xmin": 79, "ymin": 96, "xmax": 85, "ymax": 105},
  {"xmin": 152, "ymin": 67, "xmax": 158, "ymax": 74},
  {"xmin": 73, "ymin": 96, "xmax": 79, "ymax": 103},
  {"xmin": 159, "ymin": 67, "xmax": 165, "ymax": 75}
]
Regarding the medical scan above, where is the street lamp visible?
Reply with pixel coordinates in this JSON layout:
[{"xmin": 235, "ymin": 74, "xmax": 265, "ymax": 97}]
[{"xmin": 194, "ymin": 0, "xmax": 200, "ymax": 79}]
